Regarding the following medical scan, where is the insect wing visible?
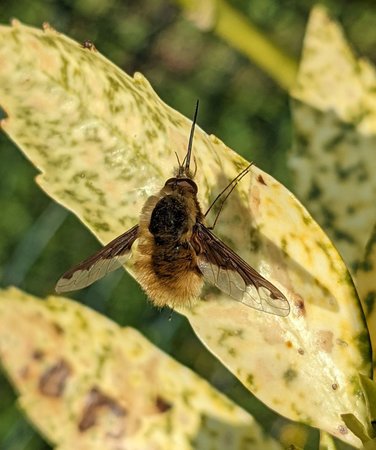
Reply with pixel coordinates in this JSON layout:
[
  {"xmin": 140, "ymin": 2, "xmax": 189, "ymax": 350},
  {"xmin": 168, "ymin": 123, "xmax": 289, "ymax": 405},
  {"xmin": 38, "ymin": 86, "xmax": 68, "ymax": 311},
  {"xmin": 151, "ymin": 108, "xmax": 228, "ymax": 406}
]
[
  {"xmin": 193, "ymin": 224, "xmax": 290, "ymax": 316},
  {"xmin": 56, "ymin": 225, "xmax": 139, "ymax": 293}
]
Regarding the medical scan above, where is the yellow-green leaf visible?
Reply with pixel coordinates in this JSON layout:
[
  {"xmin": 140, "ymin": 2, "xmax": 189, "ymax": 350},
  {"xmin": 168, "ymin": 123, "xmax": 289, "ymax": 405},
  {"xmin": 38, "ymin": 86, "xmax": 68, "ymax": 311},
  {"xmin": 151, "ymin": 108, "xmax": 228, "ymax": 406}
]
[
  {"xmin": 289, "ymin": 6, "xmax": 376, "ymax": 271},
  {"xmin": 0, "ymin": 287, "xmax": 281, "ymax": 450},
  {"xmin": 362, "ymin": 439, "xmax": 376, "ymax": 450},
  {"xmin": 356, "ymin": 224, "xmax": 376, "ymax": 374},
  {"xmin": 359, "ymin": 374, "xmax": 376, "ymax": 429},
  {"xmin": 0, "ymin": 20, "xmax": 371, "ymax": 447},
  {"xmin": 341, "ymin": 413, "xmax": 372, "ymax": 445}
]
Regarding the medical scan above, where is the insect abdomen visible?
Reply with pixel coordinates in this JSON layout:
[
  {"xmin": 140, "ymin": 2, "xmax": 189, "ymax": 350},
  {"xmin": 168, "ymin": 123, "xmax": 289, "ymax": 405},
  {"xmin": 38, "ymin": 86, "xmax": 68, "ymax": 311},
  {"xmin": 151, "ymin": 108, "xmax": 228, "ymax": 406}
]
[{"xmin": 135, "ymin": 193, "xmax": 203, "ymax": 307}]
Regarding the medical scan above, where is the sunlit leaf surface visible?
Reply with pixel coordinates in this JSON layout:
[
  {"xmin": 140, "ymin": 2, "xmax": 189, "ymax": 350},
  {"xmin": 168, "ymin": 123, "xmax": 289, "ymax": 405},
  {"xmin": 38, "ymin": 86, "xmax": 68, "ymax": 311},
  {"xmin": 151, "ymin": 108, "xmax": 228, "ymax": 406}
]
[
  {"xmin": 0, "ymin": 287, "xmax": 281, "ymax": 450},
  {"xmin": 0, "ymin": 20, "xmax": 371, "ymax": 446},
  {"xmin": 289, "ymin": 6, "xmax": 376, "ymax": 271}
]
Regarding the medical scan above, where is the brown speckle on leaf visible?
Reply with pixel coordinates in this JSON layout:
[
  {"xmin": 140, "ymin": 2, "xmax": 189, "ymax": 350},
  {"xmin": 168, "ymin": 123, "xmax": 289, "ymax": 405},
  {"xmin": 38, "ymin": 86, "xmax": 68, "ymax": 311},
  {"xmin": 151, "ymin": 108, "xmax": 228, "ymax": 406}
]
[
  {"xmin": 257, "ymin": 174, "xmax": 267, "ymax": 185},
  {"xmin": 32, "ymin": 349, "xmax": 45, "ymax": 360},
  {"xmin": 332, "ymin": 383, "xmax": 339, "ymax": 390},
  {"xmin": 294, "ymin": 297, "xmax": 306, "ymax": 317},
  {"xmin": 155, "ymin": 396, "xmax": 172, "ymax": 413},
  {"xmin": 298, "ymin": 348, "xmax": 304, "ymax": 355},
  {"xmin": 51, "ymin": 321, "xmax": 64, "ymax": 335},
  {"xmin": 315, "ymin": 330, "xmax": 334, "ymax": 353},
  {"xmin": 338, "ymin": 425, "xmax": 348, "ymax": 434},
  {"xmin": 39, "ymin": 359, "xmax": 71, "ymax": 397},
  {"xmin": 285, "ymin": 340, "xmax": 293, "ymax": 348},
  {"xmin": 78, "ymin": 387, "xmax": 126, "ymax": 432},
  {"xmin": 336, "ymin": 338, "xmax": 348, "ymax": 347}
]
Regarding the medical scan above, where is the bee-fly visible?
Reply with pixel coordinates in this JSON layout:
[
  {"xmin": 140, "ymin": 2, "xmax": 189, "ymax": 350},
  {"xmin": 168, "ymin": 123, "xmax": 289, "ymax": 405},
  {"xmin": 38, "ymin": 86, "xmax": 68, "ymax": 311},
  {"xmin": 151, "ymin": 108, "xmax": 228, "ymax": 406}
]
[{"xmin": 56, "ymin": 101, "xmax": 290, "ymax": 316}]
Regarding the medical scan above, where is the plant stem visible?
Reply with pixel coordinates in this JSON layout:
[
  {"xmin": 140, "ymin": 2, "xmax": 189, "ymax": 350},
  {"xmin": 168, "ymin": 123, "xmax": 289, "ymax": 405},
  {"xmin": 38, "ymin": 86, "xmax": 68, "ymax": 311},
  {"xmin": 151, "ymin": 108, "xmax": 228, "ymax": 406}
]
[{"xmin": 175, "ymin": 0, "xmax": 299, "ymax": 90}]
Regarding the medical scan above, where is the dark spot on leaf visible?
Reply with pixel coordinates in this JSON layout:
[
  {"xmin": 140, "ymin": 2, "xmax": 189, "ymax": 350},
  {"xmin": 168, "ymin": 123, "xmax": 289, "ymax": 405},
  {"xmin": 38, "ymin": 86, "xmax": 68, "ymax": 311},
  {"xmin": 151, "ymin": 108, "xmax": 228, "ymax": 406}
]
[
  {"xmin": 280, "ymin": 237, "xmax": 288, "ymax": 253},
  {"xmin": 78, "ymin": 387, "xmax": 126, "ymax": 432},
  {"xmin": 257, "ymin": 175, "xmax": 267, "ymax": 185},
  {"xmin": 336, "ymin": 338, "xmax": 348, "ymax": 347},
  {"xmin": 332, "ymin": 228, "xmax": 355, "ymax": 244},
  {"xmin": 325, "ymin": 132, "xmax": 344, "ymax": 152},
  {"xmin": 338, "ymin": 425, "xmax": 348, "ymax": 434},
  {"xmin": 155, "ymin": 396, "xmax": 172, "ymax": 413},
  {"xmin": 294, "ymin": 298, "xmax": 306, "ymax": 316},
  {"xmin": 51, "ymin": 322, "xmax": 64, "ymax": 335},
  {"xmin": 286, "ymin": 340, "xmax": 293, "ymax": 348},
  {"xmin": 32, "ymin": 349, "xmax": 45, "ymax": 360},
  {"xmin": 246, "ymin": 374, "xmax": 254, "ymax": 388},
  {"xmin": 283, "ymin": 368, "xmax": 298, "ymax": 384},
  {"xmin": 364, "ymin": 291, "xmax": 376, "ymax": 316},
  {"xmin": 298, "ymin": 348, "xmax": 304, "ymax": 355},
  {"xmin": 356, "ymin": 330, "xmax": 371, "ymax": 364},
  {"xmin": 356, "ymin": 259, "xmax": 373, "ymax": 272},
  {"xmin": 92, "ymin": 221, "xmax": 110, "ymax": 232},
  {"xmin": 39, "ymin": 359, "xmax": 71, "ymax": 397},
  {"xmin": 302, "ymin": 215, "xmax": 312, "ymax": 225},
  {"xmin": 332, "ymin": 383, "xmax": 339, "ymax": 390},
  {"xmin": 307, "ymin": 181, "xmax": 322, "ymax": 201}
]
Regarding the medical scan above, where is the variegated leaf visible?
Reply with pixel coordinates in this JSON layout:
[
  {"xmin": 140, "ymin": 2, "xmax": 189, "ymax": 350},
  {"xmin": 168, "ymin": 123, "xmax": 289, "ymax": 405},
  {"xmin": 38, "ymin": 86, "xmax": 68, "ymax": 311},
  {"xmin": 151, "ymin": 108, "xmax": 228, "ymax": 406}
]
[
  {"xmin": 356, "ymin": 223, "xmax": 376, "ymax": 374},
  {"xmin": 289, "ymin": 6, "xmax": 376, "ymax": 271},
  {"xmin": 0, "ymin": 21, "xmax": 371, "ymax": 447},
  {"xmin": 0, "ymin": 287, "xmax": 281, "ymax": 450}
]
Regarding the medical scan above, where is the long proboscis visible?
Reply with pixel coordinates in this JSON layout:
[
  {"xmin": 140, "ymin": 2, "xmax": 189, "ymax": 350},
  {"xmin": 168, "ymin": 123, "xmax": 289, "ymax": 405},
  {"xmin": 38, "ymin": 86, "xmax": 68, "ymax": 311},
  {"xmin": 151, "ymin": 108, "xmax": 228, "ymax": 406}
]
[{"xmin": 181, "ymin": 99, "xmax": 199, "ymax": 175}]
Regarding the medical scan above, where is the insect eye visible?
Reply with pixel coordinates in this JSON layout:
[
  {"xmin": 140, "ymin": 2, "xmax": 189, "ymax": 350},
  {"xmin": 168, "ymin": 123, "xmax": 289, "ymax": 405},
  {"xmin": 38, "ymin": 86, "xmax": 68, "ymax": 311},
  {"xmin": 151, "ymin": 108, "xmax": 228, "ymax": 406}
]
[
  {"xmin": 164, "ymin": 178, "xmax": 198, "ymax": 194},
  {"xmin": 165, "ymin": 178, "xmax": 176, "ymax": 187},
  {"xmin": 178, "ymin": 179, "xmax": 198, "ymax": 194}
]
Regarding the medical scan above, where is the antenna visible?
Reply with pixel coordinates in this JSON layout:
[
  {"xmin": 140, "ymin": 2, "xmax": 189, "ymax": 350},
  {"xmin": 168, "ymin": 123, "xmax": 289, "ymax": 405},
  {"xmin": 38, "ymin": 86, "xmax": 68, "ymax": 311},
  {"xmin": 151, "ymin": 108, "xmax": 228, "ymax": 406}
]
[
  {"xmin": 204, "ymin": 162, "xmax": 254, "ymax": 229},
  {"xmin": 184, "ymin": 99, "xmax": 199, "ymax": 174}
]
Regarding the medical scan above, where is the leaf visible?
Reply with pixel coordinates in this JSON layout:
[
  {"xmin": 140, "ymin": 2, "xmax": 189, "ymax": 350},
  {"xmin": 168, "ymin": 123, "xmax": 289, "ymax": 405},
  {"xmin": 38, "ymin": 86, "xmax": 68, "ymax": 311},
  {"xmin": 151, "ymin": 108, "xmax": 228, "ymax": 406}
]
[
  {"xmin": 359, "ymin": 374, "xmax": 376, "ymax": 429},
  {"xmin": 341, "ymin": 414, "xmax": 372, "ymax": 445},
  {"xmin": 362, "ymin": 439, "xmax": 376, "ymax": 450},
  {"xmin": 0, "ymin": 287, "xmax": 282, "ymax": 450},
  {"xmin": 277, "ymin": 422, "xmax": 309, "ymax": 449},
  {"xmin": 356, "ymin": 224, "xmax": 376, "ymax": 376},
  {"xmin": 289, "ymin": 6, "xmax": 376, "ymax": 271},
  {"xmin": 0, "ymin": 20, "xmax": 371, "ymax": 447}
]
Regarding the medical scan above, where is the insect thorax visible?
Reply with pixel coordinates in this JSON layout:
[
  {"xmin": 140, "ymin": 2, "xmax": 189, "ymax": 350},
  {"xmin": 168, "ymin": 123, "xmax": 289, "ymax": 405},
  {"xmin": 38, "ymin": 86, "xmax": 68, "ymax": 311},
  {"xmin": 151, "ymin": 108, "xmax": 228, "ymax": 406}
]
[{"xmin": 149, "ymin": 195, "xmax": 190, "ymax": 244}]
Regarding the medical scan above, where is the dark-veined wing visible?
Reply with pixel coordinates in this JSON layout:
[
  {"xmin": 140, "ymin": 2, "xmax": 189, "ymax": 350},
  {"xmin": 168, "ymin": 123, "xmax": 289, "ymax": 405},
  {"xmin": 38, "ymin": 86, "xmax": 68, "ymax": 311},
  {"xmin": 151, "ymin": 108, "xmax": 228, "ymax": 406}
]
[
  {"xmin": 55, "ymin": 225, "xmax": 139, "ymax": 293},
  {"xmin": 193, "ymin": 223, "xmax": 290, "ymax": 316}
]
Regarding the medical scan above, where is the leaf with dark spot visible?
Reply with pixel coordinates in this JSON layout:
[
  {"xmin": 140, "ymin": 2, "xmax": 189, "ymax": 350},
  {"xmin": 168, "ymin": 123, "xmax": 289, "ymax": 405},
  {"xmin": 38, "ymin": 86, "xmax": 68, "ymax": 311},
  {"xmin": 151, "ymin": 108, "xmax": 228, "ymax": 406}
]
[{"xmin": 39, "ymin": 359, "xmax": 71, "ymax": 397}]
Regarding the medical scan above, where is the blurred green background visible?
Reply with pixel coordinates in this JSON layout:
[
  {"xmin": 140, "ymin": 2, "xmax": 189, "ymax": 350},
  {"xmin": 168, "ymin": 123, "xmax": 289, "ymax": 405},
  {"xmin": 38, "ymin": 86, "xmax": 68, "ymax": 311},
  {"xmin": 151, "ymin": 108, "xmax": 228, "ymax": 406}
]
[{"xmin": 0, "ymin": 1, "xmax": 375, "ymax": 449}]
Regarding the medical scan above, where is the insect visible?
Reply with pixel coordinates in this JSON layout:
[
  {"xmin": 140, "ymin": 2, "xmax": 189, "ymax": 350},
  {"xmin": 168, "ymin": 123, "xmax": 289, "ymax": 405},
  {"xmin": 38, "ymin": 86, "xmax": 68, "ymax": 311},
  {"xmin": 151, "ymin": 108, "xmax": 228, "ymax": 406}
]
[
  {"xmin": 81, "ymin": 40, "xmax": 96, "ymax": 51},
  {"xmin": 56, "ymin": 102, "xmax": 290, "ymax": 316}
]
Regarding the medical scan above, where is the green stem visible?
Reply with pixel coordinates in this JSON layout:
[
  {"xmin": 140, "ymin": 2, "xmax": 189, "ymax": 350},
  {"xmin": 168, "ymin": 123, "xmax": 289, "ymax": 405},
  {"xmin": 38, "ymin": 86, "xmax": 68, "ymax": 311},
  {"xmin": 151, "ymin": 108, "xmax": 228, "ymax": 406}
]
[{"xmin": 175, "ymin": 0, "xmax": 298, "ymax": 91}]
